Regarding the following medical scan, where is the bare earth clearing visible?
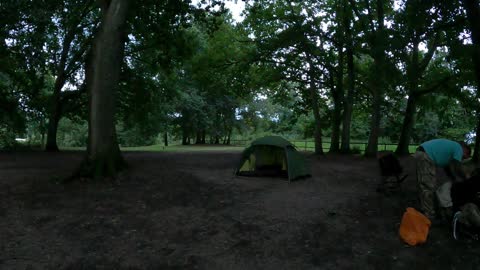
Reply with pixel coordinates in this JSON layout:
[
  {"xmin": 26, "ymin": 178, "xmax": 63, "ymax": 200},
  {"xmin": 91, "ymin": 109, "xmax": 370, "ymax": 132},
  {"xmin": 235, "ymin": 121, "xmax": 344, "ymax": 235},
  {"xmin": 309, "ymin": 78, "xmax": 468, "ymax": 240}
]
[{"xmin": 1, "ymin": 149, "xmax": 480, "ymax": 269}]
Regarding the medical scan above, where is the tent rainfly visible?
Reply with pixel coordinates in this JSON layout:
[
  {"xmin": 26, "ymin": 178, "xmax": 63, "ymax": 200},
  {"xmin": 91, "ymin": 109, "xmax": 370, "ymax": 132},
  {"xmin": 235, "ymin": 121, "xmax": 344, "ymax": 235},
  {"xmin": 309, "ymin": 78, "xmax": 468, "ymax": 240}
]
[{"xmin": 235, "ymin": 136, "xmax": 310, "ymax": 181}]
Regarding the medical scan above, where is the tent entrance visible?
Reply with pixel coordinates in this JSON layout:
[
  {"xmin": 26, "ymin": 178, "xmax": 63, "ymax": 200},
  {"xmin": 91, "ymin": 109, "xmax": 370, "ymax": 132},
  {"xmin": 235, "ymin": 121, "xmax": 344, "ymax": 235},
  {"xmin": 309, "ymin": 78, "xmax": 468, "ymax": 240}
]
[{"xmin": 237, "ymin": 145, "xmax": 288, "ymax": 178}]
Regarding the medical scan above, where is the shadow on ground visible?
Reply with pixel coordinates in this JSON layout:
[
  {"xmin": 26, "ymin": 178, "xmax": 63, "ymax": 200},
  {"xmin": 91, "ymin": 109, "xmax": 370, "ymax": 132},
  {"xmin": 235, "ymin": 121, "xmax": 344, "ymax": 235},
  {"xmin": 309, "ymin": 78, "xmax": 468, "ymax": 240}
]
[{"xmin": 1, "ymin": 151, "xmax": 480, "ymax": 269}]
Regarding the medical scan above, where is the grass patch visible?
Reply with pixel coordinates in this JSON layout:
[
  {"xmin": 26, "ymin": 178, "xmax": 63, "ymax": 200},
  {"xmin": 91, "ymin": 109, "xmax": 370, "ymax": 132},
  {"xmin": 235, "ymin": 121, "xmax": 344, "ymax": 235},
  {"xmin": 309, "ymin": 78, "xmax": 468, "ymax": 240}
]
[
  {"xmin": 62, "ymin": 140, "xmax": 418, "ymax": 154},
  {"xmin": 290, "ymin": 141, "xmax": 417, "ymax": 154},
  {"xmin": 62, "ymin": 144, "xmax": 244, "ymax": 152}
]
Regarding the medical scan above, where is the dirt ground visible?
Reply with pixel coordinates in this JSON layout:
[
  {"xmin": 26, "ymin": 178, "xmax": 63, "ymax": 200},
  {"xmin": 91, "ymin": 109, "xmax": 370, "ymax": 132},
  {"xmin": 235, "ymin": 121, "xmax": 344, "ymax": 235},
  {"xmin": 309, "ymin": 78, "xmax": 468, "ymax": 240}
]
[{"xmin": 1, "ymin": 149, "xmax": 480, "ymax": 270}]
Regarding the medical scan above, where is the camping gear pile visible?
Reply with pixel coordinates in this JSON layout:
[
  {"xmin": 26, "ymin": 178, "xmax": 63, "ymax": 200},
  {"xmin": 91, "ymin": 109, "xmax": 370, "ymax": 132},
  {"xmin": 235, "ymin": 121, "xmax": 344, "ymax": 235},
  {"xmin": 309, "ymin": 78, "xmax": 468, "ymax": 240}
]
[{"xmin": 377, "ymin": 152, "xmax": 408, "ymax": 193}]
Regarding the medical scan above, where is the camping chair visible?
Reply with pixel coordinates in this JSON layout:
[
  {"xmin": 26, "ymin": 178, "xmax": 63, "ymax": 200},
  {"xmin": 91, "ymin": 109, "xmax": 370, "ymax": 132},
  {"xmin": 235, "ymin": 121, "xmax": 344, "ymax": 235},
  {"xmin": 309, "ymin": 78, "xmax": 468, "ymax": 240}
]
[{"xmin": 376, "ymin": 152, "xmax": 408, "ymax": 193}]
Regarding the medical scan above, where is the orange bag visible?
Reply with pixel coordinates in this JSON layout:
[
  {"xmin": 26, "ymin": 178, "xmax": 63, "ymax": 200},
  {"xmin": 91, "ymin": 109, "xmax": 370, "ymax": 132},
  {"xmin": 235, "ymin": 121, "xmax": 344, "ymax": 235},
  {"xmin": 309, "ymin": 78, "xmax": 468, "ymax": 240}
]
[{"xmin": 399, "ymin": 207, "xmax": 431, "ymax": 246}]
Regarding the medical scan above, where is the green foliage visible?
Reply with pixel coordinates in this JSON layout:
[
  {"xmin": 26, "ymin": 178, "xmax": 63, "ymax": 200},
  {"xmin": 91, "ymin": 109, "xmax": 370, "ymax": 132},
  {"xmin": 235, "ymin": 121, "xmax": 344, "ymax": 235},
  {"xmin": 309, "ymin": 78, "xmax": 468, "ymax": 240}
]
[
  {"xmin": 0, "ymin": 124, "xmax": 17, "ymax": 149},
  {"xmin": 56, "ymin": 118, "xmax": 87, "ymax": 147},
  {"xmin": 1, "ymin": 0, "xmax": 479, "ymax": 155}
]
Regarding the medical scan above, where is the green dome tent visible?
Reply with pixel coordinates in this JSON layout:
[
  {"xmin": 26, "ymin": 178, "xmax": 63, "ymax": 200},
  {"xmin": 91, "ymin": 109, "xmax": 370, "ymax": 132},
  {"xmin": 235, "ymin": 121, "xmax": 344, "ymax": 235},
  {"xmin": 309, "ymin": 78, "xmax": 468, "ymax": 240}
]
[{"xmin": 235, "ymin": 136, "xmax": 310, "ymax": 181}]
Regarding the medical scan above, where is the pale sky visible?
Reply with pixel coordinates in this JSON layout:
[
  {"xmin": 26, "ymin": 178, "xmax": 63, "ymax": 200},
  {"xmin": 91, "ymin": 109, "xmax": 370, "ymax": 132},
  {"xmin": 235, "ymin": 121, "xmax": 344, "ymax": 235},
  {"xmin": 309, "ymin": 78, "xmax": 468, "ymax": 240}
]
[
  {"xmin": 224, "ymin": 0, "xmax": 245, "ymax": 22},
  {"xmin": 193, "ymin": 0, "xmax": 245, "ymax": 22}
]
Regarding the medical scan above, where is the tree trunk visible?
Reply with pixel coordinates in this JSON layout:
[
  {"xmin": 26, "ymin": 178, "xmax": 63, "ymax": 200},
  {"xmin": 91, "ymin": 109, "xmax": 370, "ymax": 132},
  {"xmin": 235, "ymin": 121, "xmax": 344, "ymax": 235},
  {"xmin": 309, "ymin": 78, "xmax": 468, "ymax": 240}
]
[
  {"xmin": 181, "ymin": 118, "xmax": 189, "ymax": 145},
  {"xmin": 330, "ymin": 2, "xmax": 345, "ymax": 153},
  {"xmin": 474, "ymin": 113, "xmax": 480, "ymax": 162},
  {"xmin": 45, "ymin": 111, "xmax": 61, "ymax": 151},
  {"xmin": 365, "ymin": 90, "xmax": 382, "ymax": 157},
  {"xmin": 341, "ymin": 3, "xmax": 355, "ymax": 153},
  {"xmin": 164, "ymin": 131, "xmax": 168, "ymax": 146},
  {"xmin": 396, "ymin": 38, "xmax": 420, "ymax": 156},
  {"xmin": 182, "ymin": 132, "xmax": 188, "ymax": 145},
  {"xmin": 78, "ymin": 0, "xmax": 128, "ymax": 179},
  {"xmin": 463, "ymin": 0, "xmax": 480, "ymax": 162},
  {"xmin": 45, "ymin": 69, "xmax": 68, "ymax": 151},
  {"xmin": 45, "ymin": 36, "xmax": 74, "ymax": 152},
  {"xmin": 44, "ymin": 6, "xmax": 92, "ymax": 152},
  {"xmin": 365, "ymin": 0, "xmax": 386, "ymax": 158},
  {"xmin": 330, "ymin": 50, "xmax": 344, "ymax": 153},
  {"xmin": 308, "ymin": 70, "xmax": 323, "ymax": 155},
  {"xmin": 226, "ymin": 128, "xmax": 232, "ymax": 145},
  {"xmin": 396, "ymin": 96, "xmax": 418, "ymax": 155},
  {"xmin": 201, "ymin": 130, "xmax": 206, "ymax": 144},
  {"xmin": 41, "ymin": 129, "xmax": 46, "ymax": 147},
  {"xmin": 195, "ymin": 131, "xmax": 202, "ymax": 144},
  {"xmin": 85, "ymin": 48, "xmax": 93, "ymax": 155}
]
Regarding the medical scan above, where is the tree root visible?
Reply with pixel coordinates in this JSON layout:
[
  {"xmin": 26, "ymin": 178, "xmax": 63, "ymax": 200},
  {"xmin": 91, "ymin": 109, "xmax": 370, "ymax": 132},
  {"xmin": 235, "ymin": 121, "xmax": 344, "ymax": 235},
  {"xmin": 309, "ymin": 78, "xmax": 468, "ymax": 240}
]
[{"xmin": 63, "ymin": 154, "xmax": 127, "ymax": 183}]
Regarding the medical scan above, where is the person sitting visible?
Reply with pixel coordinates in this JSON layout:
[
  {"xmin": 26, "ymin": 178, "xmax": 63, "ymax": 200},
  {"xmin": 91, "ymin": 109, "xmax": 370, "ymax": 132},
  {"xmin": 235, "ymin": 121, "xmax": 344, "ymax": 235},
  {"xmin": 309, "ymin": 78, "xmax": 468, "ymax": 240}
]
[{"xmin": 415, "ymin": 139, "xmax": 471, "ymax": 219}]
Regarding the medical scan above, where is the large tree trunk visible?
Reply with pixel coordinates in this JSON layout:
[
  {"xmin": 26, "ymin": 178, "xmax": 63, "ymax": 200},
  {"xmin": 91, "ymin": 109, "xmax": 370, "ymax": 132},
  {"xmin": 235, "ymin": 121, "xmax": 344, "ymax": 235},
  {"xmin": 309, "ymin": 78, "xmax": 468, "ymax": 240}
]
[
  {"xmin": 45, "ymin": 72, "xmax": 67, "ymax": 151},
  {"xmin": 330, "ymin": 2, "xmax": 346, "ymax": 153},
  {"xmin": 365, "ymin": 89, "xmax": 382, "ymax": 157},
  {"xmin": 365, "ymin": 0, "xmax": 386, "ymax": 158},
  {"xmin": 396, "ymin": 29, "xmax": 439, "ymax": 155},
  {"xmin": 341, "ymin": 10, "xmax": 355, "ymax": 153},
  {"xmin": 45, "ymin": 104, "xmax": 61, "ymax": 151},
  {"xmin": 396, "ymin": 38, "xmax": 420, "ymax": 156},
  {"xmin": 311, "ymin": 92, "xmax": 323, "ymax": 155},
  {"xmin": 85, "ymin": 49, "xmax": 93, "ymax": 155},
  {"xmin": 308, "ymin": 70, "xmax": 324, "ymax": 155},
  {"xmin": 330, "ymin": 50, "xmax": 344, "ymax": 153},
  {"xmin": 396, "ymin": 95, "xmax": 418, "ymax": 155},
  {"xmin": 79, "ymin": 0, "xmax": 128, "ymax": 179},
  {"xmin": 45, "ymin": 35, "xmax": 74, "ymax": 152},
  {"xmin": 164, "ymin": 131, "xmax": 168, "ymax": 146},
  {"xmin": 395, "ymin": 36, "xmax": 424, "ymax": 156},
  {"xmin": 463, "ymin": 0, "xmax": 480, "ymax": 162}
]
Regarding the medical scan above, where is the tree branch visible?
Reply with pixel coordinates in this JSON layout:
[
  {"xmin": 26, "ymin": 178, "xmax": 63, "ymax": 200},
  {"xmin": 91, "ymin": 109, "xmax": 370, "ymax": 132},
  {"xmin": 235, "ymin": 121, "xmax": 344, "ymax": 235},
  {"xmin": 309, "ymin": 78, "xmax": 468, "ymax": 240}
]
[
  {"xmin": 418, "ymin": 33, "xmax": 439, "ymax": 73},
  {"xmin": 414, "ymin": 75, "xmax": 453, "ymax": 96}
]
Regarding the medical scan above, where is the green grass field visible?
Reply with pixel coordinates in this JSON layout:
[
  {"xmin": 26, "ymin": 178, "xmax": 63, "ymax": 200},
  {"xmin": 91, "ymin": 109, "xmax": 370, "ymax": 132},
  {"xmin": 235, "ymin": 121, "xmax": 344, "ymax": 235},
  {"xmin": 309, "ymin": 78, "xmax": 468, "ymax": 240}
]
[
  {"xmin": 289, "ymin": 141, "xmax": 417, "ymax": 154},
  {"xmin": 63, "ymin": 141, "xmax": 417, "ymax": 154},
  {"xmin": 62, "ymin": 144, "xmax": 244, "ymax": 152}
]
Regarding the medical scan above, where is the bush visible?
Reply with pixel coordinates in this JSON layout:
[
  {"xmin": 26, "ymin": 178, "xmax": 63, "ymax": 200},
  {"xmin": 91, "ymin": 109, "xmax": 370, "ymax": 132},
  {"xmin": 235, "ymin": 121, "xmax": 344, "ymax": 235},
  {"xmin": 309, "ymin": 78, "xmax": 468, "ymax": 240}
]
[
  {"xmin": 0, "ymin": 125, "xmax": 16, "ymax": 150},
  {"xmin": 57, "ymin": 118, "xmax": 88, "ymax": 147}
]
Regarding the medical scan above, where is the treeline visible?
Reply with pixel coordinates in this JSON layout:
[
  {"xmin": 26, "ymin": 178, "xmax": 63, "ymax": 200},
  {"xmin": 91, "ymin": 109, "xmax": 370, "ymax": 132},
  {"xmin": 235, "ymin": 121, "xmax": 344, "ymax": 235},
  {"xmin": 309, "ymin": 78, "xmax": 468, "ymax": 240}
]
[{"xmin": 1, "ymin": 0, "xmax": 480, "ymax": 177}]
